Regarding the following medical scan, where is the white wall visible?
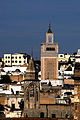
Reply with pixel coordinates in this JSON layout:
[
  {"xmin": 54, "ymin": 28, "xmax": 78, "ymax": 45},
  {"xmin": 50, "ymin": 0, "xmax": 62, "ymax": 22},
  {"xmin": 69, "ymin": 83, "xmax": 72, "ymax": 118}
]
[
  {"xmin": 3, "ymin": 66, "xmax": 27, "ymax": 73},
  {"xmin": 41, "ymin": 79, "xmax": 63, "ymax": 87}
]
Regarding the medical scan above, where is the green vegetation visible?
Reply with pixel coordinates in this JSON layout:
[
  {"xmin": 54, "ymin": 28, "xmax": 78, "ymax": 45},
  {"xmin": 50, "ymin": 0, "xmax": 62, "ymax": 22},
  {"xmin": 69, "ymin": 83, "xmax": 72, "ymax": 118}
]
[{"xmin": 0, "ymin": 75, "xmax": 11, "ymax": 84}]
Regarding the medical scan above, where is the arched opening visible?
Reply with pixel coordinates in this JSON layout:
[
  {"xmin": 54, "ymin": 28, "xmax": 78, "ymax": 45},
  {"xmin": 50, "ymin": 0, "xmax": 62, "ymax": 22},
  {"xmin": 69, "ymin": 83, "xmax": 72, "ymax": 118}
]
[
  {"xmin": 26, "ymin": 114, "xmax": 28, "ymax": 118},
  {"xmin": 65, "ymin": 114, "xmax": 68, "ymax": 118},
  {"xmin": 52, "ymin": 114, "xmax": 56, "ymax": 118},
  {"xmin": 40, "ymin": 112, "xmax": 44, "ymax": 118}
]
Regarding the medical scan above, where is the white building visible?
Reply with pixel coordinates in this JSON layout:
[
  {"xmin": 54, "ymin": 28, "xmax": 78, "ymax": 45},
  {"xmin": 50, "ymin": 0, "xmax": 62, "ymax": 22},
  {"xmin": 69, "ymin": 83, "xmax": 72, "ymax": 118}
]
[
  {"xmin": 58, "ymin": 54, "xmax": 70, "ymax": 62},
  {"xmin": 0, "ymin": 84, "xmax": 23, "ymax": 95},
  {"xmin": 3, "ymin": 66, "xmax": 27, "ymax": 74},
  {"xmin": 75, "ymin": 49, "xmax": 80, "ymax": 63},
  {"xmin": 40, "ymin": 79, "xmax": 63, "ymax": 87},
  {"xmin": 4, "ymin": 53, "xmax": 30, "ymax": 66}
]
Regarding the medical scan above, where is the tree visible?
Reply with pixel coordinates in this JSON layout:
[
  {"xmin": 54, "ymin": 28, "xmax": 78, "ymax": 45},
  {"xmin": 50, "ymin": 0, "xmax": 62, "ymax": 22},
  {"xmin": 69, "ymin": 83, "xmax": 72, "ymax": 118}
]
[
  {"xmin": 0, "ymin": 104, "xmax": 4, "ymax": 111},
  {"xmin": 0, "ymin": 75, "xmax": 11, "ymax": 84},
  {"xmin": 0, "ymin": 104, "xmax": 5, "ymax": 117}
]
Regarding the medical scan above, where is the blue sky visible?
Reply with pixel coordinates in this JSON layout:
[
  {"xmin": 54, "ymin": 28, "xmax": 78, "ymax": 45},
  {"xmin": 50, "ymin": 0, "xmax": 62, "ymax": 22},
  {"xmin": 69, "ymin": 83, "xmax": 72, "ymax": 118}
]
[{"xmin": 0, "ymin": 0, "xmax": 80, "ymax": 59}]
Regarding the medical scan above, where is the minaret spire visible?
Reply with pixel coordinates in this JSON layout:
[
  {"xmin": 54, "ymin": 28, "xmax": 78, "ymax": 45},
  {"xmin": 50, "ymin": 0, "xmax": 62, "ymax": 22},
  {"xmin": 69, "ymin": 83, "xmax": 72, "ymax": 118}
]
[
  {"xmin": 49, "ymin": 24, "xmax": 51, "ymax": 29},
  {"xmin": 48, "ymin": 24, "xmax": 52, "ymax": 33}
]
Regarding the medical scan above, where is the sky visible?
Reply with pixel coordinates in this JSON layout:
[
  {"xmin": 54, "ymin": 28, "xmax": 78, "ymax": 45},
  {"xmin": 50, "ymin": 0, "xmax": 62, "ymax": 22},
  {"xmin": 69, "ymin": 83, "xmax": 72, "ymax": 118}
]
[{"xmin": 0, "ymin": 0, "xmax": 80, "ymax": 59}]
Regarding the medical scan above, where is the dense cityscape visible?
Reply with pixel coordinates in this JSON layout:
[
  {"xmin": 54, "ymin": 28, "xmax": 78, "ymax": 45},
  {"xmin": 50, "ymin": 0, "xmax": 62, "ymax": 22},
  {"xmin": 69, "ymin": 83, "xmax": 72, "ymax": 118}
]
[{"xmin": 0, "ymin": 25, "xmax": 80, "ymax": 120}]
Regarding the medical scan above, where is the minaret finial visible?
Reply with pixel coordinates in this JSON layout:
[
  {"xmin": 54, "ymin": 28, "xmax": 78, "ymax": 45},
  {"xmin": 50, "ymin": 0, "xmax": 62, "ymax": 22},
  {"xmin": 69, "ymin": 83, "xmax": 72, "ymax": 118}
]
[
  {"xmin": 49, "ymin": 24, "xmax": 51, "ymax": 29},
  {"xmin": 48, "ymin": 24, "xmax": 52, "ymax": 33}
]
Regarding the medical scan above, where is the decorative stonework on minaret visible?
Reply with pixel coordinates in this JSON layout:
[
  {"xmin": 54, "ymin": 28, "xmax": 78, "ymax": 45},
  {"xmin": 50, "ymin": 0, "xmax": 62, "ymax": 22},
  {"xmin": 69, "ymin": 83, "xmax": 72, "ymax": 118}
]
[
  {"xmin": 24, "ymin": 57, "xmax": 38, "ymax": 80},
  {"xmin": 41, "ymin": 24, "xmax": 58, "ymax": 80},
  {"xmin": 24, "ymin": 57, "xmax": 40, "ymax": 117}
]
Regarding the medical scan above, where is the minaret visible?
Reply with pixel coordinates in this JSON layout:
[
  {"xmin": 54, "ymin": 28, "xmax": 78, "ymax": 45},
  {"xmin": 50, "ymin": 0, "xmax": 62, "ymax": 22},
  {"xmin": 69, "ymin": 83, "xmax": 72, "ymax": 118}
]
[
  {"xmin": 41, "ymin": 24, "xmax": 58, "ymax": 80},
  {"xmin": 24, "ymin": 57, "xmax": 36, "ymax": 80},
  {"xmin": 24, "ymin": 57, "xmax": 40, "ymax": 117}
]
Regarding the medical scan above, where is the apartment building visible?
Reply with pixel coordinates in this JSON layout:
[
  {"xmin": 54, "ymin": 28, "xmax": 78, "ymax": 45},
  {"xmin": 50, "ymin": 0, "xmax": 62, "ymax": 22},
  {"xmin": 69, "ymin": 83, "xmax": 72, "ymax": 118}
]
[{"xmin": 4, "ymin": 53, "xmax": 30, "ymax": 66}]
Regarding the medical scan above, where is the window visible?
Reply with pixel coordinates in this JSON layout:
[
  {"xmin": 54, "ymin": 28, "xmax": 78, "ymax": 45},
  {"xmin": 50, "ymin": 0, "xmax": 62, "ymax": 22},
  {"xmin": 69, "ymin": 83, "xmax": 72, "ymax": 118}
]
[
  {"xmin": 5, "ymin": 56, "xmax": 7, "ymax": 59},
  {"xmin": 5, "ymin": 61, "xmax": 7, "ymax": 63},
  {"xmin": 8, "ymin": 56, "xmax": 10, "ymax": 59},
  {"xmin": 11, "ymin": 103, "xmax": 15, "ymax": 110},
  {"xmin": 65, "ymin": 114, "xmax": 68, "ymax": 118},
  {"xmin": 36, "ymin": 91, "xmax": 38, "ymax": 101},
  {"xmin": 24, "ymin": 61, "xmax": 25, "ymax": 63},
  {"xmin": 52, "ymin": 114, "xmax": 56, "ymax": 118},
  {"xmin": 19, "ymin": 61, "xmax": 21, "ymax": 63},
  {"xmin": 15, "ymin": 61, "xmax": 17, "ymax": 63},
  {"xmin": 60, "ymin": 55, "xmax": 63, "ymax": 57},
  {"xmin": 11, "ymin": 57, "xmax": 14, "ymax": 59},
  {"xmin": 8, "ymin": 61, "xmax": 10, "ymax": 63},
  {"xmin": 26, "ymin": 92, "xmax": 29, "ymax": 101},
  {"xmin": 75, "ymin": 103, "xmax": 77, "ymax": 110},
  {"xmin": 40, "ymin": 112, "xmax": 44, "ymax": 118},
  {"xmin": 30, "ymin": 90, "xmax": 34, "ymax": 97},
  {"xmin": 16, "ymin": 91, "xmax": 19, "ymax": 94},
  {"xmin": 46, "ymin": 47, "xmax": 55, "ymax": 51},
  {"xmin": 19, "ymin": 56, "xmax": 21, "ymax": 59},
  {"xmin": 3, "ymin": 86, "xmax": 7, "ymax": 90},
  {"xmin": 48, "ymin": 36, "xmax": 52, "ymax": 43},
  {"xmin": 12, "ymin": 61, "xmax": 14, "ymax": 63},
  {"xmin": 15, "ymin": 56, "xmax": 17, "ymax": 59}
]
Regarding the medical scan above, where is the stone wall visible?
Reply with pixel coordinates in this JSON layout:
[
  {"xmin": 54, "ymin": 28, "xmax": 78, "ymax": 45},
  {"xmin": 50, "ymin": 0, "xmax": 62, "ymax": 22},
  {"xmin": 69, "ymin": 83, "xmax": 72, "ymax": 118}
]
[
  {"xmin": 40, "ymin": 104, "xmax": 74, "ymax": 118},
  {"xmin": 10, "ymin": 75, "xmax": 23, "ymax": 82},
  {"xmin": 24, "ymin": 104, "xmax": 74, "ymax": 118}
]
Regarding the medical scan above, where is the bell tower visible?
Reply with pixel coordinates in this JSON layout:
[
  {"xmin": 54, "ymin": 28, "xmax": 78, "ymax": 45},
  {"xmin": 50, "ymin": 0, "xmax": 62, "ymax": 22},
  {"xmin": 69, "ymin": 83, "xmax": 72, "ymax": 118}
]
[{"xmin": 41, "ymin": 24, "xmax": 58, "ymax": 80}]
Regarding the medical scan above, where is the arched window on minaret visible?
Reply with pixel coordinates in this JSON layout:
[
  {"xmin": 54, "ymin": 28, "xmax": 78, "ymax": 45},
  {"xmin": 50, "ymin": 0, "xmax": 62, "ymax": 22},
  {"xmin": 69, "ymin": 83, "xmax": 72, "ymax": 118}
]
[{"xmin": 46, "ymin": 24, "xmax": 54, "ymax": 44}]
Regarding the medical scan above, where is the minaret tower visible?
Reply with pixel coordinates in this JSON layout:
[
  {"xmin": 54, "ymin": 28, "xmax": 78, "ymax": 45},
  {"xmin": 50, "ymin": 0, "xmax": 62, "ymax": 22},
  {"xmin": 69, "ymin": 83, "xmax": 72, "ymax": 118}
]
[
  {"xmin": 24, "ymin": 57, "xmax": 40, "ymax": 117},
  {"xmin": 41, "ymin": 24, "xmax": 58, "ymax": 80}
]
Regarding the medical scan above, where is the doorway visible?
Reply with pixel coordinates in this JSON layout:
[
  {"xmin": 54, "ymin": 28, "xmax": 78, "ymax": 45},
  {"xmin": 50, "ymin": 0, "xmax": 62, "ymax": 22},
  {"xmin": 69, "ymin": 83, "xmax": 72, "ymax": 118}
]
[
  {"xmin": 40, "ymin": 112, "xmax": 44, "ymax": 118},
  {"xmin": 52, "ymin": 114, "xmax": 56, "ymax": 118}
]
